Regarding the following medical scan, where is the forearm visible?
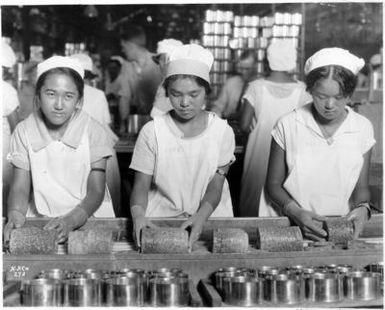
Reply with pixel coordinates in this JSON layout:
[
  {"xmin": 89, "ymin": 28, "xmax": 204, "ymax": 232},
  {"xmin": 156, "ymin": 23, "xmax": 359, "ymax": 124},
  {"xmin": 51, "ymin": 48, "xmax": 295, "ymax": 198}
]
[
  {"xmin": 266, "ymin": 182, "xmax": 296, "ymax": 214},
  {"xmin": 198, "ymin": 174, "xmax": 226, "ymax": 217},
  {"xmin": 8, "ymin": 186, "xmax": 29, "ymax": 216},
  {"xmin": 351, "ymin": 186, "xmax": 371, "ymax": 206}
]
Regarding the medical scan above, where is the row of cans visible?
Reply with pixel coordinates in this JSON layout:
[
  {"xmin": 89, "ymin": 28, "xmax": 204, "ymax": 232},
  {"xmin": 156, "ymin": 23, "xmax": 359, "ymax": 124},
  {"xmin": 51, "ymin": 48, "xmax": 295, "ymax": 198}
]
[
  {"xmin": 230, "ymin": 37, "xmax": 270, "ymax": 49},
  {"xmin": 204, "ymin": 10, "xmax": 302, "ymax": 26},
  {"xmin": 204, "ymin": 26, "xmax": 301, "ymax": 39},
  {"xmin": 211, "ymin": 60, "xmax": 233, "ymax": 72},
  {"xmin": 206, "ymin": 47, "xmax": 232, "ymax": 60},
  {"xmin": 202, "ymin": 35, "xmax": 231, "ymax": 47},
  {"xmin": 205, "ymin": 10, "xmax": 234, "ymax": 22}
]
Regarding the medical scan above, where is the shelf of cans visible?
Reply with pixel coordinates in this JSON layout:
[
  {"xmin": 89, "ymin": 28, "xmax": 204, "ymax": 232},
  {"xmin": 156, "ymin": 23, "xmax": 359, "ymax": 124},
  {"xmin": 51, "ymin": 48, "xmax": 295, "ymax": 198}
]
[
  {"xmin": 212, "ymin": 262, "xmax": 383, "ymax": 306},
  {"xmin": 202, "ymin": 10, "xmax": 304, "ymax": 98},
  {"xmin": 20, "ymin": 267, "xmax": 192, "ymax": 307},
  {"xmin": 64, "ymin": 42, "xmax": 87, "ymax": 56}
]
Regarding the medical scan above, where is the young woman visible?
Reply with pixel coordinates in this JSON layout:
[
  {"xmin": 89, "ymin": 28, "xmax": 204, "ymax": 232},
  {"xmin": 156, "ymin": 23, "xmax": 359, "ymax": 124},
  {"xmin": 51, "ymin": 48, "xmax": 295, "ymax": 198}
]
[
  {"xmin": 4, "ymin": 56, "xmax": 115, "ymax": 243},
  {"xmin": 239, "ymin": 40, "xmax": 311, "ymax": 216},
  {"xmin": 130, "ymin": 44, "xmax": 235, "ymax": 250},
  {"xmin": 263, "ymin": 48, "xmax": 374, "ymax": 240}
]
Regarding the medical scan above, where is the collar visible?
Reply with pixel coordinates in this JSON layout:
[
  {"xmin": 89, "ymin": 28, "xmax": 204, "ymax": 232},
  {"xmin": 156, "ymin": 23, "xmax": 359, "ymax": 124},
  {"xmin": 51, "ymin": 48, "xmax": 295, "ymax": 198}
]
[
  {"xmin": 26, "ymin": 109, "xmax": 89, "ymax": 152},
  {"xmin": 295, "ymin": 103, "xmax": 360, "ymax": 138}
]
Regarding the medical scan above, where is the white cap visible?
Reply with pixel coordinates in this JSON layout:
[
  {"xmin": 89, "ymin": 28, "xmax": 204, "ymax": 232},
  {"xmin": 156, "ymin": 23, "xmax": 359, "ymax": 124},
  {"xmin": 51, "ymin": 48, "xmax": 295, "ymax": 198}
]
[
  {"xmin": 37, "ymin": 56, "xmax": 84, "ymax": 80},
  {"xmin": 304, "ymin": 47, "xmax": 365, "ymax": 75},
  {"xmin": 156, "ymin": 39, "xmax": 183, "ymax": 55},
  {"xmin": 267, "ymin": 40, "xmax": 297, "ymax": 71},
  {"xmin": 110, "ymin": 55, "xmax": 124, "ymax": 65},
  {"xmin": 166, "ymin": 44, "xmax": 214, "ymax": 83},
  {"xmin": 370, "ymin": 54, "xmax": 381, "ymax": 66},
  {"xmin": 69, "ymin": 53, "xmax": 93, "ymax": 72},
  {"xmin": 1, "ymin": 41, "xmax": 16, "ymax": 68}
]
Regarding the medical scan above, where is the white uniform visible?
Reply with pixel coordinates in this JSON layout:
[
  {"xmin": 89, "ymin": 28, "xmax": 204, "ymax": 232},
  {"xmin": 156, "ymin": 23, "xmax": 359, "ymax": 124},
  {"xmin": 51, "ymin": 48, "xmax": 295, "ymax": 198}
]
[
  {"xmin": 239, "ymin": 79, "xmax": 311, "ymax": 216},
  {"xmin": 9, "ymin": 110, "xmax": 115, "ymax": 217},
  {"xmin": 2, "ymin": 80, "xmax": 20, "ymax": 207},
  {"xmin": 130, "ymin": 112, "xmax": 235, "ymax": 217},
  {"xmin": 259, "ymin": 103, "xmax": 376, "ymax": 216},
  {"xmin": 82, "ymin": 84, "xmax": 111, "ymax": 127}
]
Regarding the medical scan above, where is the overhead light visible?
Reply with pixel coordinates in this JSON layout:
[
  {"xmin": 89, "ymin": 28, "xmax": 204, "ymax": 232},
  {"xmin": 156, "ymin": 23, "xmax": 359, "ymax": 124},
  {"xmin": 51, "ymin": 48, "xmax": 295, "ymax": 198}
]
[{"xmin": 84, "ymin": 5, "xmax": 98, "ymax": 18}]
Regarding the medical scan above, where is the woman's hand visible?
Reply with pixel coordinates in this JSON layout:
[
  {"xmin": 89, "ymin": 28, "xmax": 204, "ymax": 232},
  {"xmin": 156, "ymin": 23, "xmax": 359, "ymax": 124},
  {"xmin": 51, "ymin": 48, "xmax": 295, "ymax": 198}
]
[
  {"xmin": 181, "ymin": 202, "xmax": 214, "ymax": 251},
  {"xmin": 285, "ymin": 201, "xmax": 327, "ymax": 241},
  {"xmin": 347, "ymin": 206, "xmax": 370, "ymax": 239},
  {"xmin": 43, "ymin": 207, "xmax": 88, "ymax": 243},
  {"xmin": 4, "ymin": 210, "xmax": 26, "ymax": 243},
  {"xmin": 131, "ymin": 205, "xmax": 157, "ymax": 249}
]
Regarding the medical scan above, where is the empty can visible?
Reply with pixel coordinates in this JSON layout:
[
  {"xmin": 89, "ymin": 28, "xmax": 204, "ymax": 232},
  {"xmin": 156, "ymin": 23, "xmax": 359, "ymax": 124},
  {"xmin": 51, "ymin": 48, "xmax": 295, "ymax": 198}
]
[
  {"xmin": 149, "ymin": 277, "xmax": 190, "ymax": 307},
  {"xmin": 223, "ymin": 275, "xmax": 263, "ymax": 306},
  {"xmin": 63, "ymin": 278, "xmax": 102, "ymax": 306},
  {"xmin": 22, "ymin": 278, "xmax": 62, "ymax": 306},
  {"xmin": 105, "ymin": 275, "xmax": 145, "ymax": 306},
  {"xmin": 305, "ymin": 272, "xmax": 342, "ymax": 303},
  {"xmin": 344, "ymin": 271, "xmax": 381, "ymax": 300}
]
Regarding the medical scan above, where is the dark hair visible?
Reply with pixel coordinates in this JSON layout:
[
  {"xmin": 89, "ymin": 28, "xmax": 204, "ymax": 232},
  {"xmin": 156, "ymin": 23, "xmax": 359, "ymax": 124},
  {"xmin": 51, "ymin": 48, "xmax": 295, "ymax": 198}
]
[
  {"xmin": 35, "ymin": 67, "xmax": 84, "ymax": 99},
  {"xmin": 305, "ymin": 65, "xmax": 358, "ymax": 98},
  {"xmin": 239, "ymin": 50, "xmax": 257, "ymax": 62},
  {"xmin": 163, "ymin": 74, "xmax": 211, "ymax": 96},
  {"xmin": 120, "ymin": 24, "xmax": 146, "ymax": 46}
]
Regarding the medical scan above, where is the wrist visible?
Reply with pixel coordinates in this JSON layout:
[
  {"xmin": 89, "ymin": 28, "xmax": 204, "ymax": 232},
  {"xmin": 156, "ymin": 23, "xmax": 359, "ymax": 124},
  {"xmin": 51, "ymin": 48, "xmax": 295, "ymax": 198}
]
[
  {"xmin": 62, "ymin": 207, "xmax": 88, "ymax": 231},
  {"xmin": 197, "ymin": 201, "xmax": 214, "ymax": 219},
  {"xmin": 131, "ymin": 205, "xmax": 145, "ymax": 219},
  {"xmin": 282, "ymin": 200, "xmax": 299, "ymax": 217},
  {"xmin": 352, "ymin": 202, "xmax": 372, "ymax": 220}
]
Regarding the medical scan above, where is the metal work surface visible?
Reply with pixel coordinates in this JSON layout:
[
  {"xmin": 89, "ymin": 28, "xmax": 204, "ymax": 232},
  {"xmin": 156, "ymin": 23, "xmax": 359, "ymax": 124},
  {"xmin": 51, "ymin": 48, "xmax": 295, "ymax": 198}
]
[{"xmin": 3, "ymin": 216, "xmax": 383, "ymax": 284}]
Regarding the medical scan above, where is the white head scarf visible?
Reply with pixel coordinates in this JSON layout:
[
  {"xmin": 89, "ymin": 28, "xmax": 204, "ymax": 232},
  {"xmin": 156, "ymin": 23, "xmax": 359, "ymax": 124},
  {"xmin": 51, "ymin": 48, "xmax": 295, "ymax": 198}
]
[
  {"xmin": 267, "ymin": 40, "xmax": 297, "ymax": 71},
  {"xmin": 166, "ymin": 44, "xmax": 214, "ymax": 83},
  {"xmin": 69, "ymin": 53, "xmax": 93, "ymax": 72},
  {"xmin": 37, "ymin": 56, "xmax": 84, "ymax": 80},
  {"xmin": 304, "ymin": 47, "xmax": 365, "ymax": 75},
  {"xmin": 1, "ymin": 41, "xmax": 16, "ymax": 68},
  {"xmin": 156, "ymin": 39, "xmax": 183, "ymax": 55}
]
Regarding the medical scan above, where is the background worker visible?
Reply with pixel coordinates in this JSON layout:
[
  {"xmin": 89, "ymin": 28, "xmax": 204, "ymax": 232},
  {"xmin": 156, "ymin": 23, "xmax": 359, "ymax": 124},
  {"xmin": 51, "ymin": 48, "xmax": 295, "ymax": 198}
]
[
  {"xmin": 70, "ymin": 53, "xmax": 122, "ymax": 214},
  {"xmin": 150, "ymin": 38, "xmax": 183, "ymax": 117},
  {"xmin": 239, "ymin": 40, "xmax": 311, "ymax": 216},
  {"xmin": 120, "ymin": 24, "xmax": 163, "ymax": 115},
  {"xmin": 210, "ymin": 50, "xmax": 258, "ymax": 119}
]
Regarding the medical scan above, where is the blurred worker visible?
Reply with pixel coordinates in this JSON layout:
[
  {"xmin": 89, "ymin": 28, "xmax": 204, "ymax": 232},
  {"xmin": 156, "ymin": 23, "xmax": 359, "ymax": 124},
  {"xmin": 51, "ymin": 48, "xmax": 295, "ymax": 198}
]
[
  {"xmin": 150, "ymin": 38, "xmax": 183, "ymax": 117},
  {"xmin": 105, "ymin": 55, "xmax": 132, "ymax": 135},
  {"xmin": 70, "ymin": 53, "xmax": 122, "ymax": 215},
  {"xmin": 120, "ymin": 24, "xmax": 163, "ymax": 115},
  {"xmin": 239, "ymin": 40, "xmax": 311, "ymax": 216},
  {"xmin": 210, "ymin": 50, "xmax": 258, "ymax": 119},
  {"xmin": 18, "ymin": 61, "xmax": 38, "ymax": 120},
  {"xmin": 2, "ymin": 41, "xmax": 20, "ymax": 215},
  {"xmin": 70, "ymin": 53, "xmax": 112, "ymax": 128}
]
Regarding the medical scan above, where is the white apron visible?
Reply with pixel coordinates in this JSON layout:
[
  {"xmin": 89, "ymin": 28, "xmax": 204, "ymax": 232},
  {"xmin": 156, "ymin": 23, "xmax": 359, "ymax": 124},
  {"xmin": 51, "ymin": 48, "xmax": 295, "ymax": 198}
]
[
  {"xmin": 145, "ymin": 114, "xmax": 233, "ymax": 217},
  {"xmin": 259, "ymin": 110, "xmax": 364, "ymax": 217},
  {"xmin": 240, "ymin": 84, "xmax": 301, "ymax": 216},
  {"xmin": 26, "ymin": 120, "xmax": 114, "ymax": 217}
]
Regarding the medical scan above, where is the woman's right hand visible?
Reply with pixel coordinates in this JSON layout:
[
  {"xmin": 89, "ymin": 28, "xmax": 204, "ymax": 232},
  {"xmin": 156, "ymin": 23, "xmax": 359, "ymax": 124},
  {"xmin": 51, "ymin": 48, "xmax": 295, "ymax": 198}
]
[
  {"xmin": 131, "ymin": 205, "xmax": 157, "ymax": 249},
  {"xmin": 132, "ymin": 216, "xmax": 157, "ymax": 249},
  {"xmin": 285, "ymin": 201, "xmax": 327, "ymax": 241},
  {"xmin": 4, "ymin": 210, "xmax": 26, "ymax": 243}
]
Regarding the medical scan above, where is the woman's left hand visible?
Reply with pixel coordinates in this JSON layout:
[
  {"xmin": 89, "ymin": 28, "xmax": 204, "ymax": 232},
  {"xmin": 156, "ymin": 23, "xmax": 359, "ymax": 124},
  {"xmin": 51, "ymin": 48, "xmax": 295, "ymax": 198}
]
[
  {"xmin": 43, "ymin": 207, "xmax": 88, "ymax": 243},
  {"xmin": 180, "ymin": 202, "xmax": 214, "ymax": 251},
  {"xmin": 346, "ymin": 206, "xmax": 370, "ymax": 239},
  {"xmin": 180, "ymin": 213, "xmax": 206, "ymax": 252},
  {"xmin": 44, "ymin": 218, "xmax": 71, "ymax": 243}
]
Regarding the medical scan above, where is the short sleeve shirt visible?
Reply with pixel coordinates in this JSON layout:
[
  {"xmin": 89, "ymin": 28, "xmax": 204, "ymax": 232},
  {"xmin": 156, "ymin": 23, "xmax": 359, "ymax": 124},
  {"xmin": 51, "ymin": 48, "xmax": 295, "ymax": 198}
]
[
  {"xmin": 130, "ymin": 112, "xmax": 236, "ymax": 175},
  {"xmin": 9, "ymin": 110, "xmax": 114, "ymax": 171}
]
